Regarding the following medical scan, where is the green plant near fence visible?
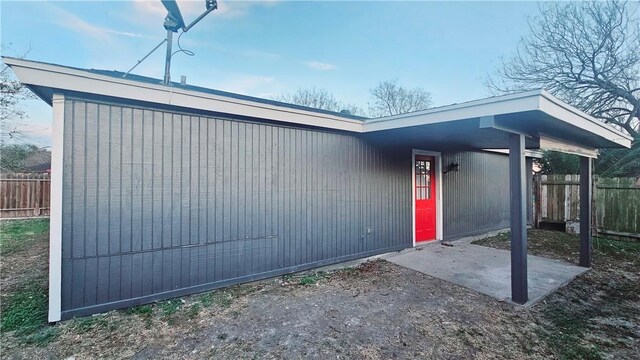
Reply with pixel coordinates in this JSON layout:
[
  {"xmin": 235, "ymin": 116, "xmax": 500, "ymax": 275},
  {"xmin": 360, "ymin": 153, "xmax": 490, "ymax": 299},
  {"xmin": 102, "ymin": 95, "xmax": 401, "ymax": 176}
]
[{"xmin": 535, "ymin": 175, "xmax": 640, "ymax": 239}]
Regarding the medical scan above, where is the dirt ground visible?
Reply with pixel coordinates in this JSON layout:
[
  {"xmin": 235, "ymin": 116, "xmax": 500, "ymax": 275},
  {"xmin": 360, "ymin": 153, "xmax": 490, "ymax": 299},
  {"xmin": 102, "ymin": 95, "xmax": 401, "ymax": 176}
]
[{"xmin": 1, "ymin": 221, "xmax": 638, "ymax": 359}]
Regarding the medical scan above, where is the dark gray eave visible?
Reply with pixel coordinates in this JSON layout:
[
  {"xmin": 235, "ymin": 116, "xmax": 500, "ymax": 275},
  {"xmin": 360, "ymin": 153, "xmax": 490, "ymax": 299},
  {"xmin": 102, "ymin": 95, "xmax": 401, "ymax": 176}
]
[{"xmin": 365, "ymin": 110, "xmax": 626, "ymax": 151}]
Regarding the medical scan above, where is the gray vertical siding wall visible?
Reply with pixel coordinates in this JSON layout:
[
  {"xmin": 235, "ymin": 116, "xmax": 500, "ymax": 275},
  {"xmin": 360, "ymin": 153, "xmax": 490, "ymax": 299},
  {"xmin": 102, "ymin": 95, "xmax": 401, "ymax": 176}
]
[
  {"xmin": 60, "ymin": 96, "xmax": 412, "ymax": 319},
  {"xmin": 59, "ymin": 94, "xmax": 528, "ymax": 318},
  {"xmin": 441, "ymin": 151, "xmax": 512, "ymax": 240}
]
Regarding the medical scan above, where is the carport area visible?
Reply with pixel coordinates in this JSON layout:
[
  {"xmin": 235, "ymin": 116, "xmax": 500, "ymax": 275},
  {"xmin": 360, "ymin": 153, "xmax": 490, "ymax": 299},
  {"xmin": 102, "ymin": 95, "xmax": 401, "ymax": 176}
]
[
  {"xmin": 365, "ymin": 89, "xmax": 632, "ymax": 304},
  {"xmin": 383, "ymin": 242, "xmax": 589, "ymax": 306}
]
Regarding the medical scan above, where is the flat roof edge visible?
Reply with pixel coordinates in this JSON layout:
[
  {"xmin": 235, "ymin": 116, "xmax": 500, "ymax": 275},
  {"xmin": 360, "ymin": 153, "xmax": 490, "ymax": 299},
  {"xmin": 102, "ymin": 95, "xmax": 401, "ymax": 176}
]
[
  {"xmin": 3, "ymin": 57, "xmax": 365, "ymax": 132},
  {"xmin": 4, "ymin": 57, "xmax": 633, "ymax": 149},
  {"xmin": 538, "ymin": 90, "xmax": 633, "ymax": 143},
  {"xmin": 364, "ymin": 89, "xmax": 545, "ymax": 124},
  {"xmin": 537, "ymin": 92, "xmax": 632, "ymax": 148}
]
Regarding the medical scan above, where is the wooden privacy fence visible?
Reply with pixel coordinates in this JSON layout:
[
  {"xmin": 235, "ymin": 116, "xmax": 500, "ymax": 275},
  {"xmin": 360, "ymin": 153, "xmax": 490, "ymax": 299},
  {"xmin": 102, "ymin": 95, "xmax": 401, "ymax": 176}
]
[
  {"xmin": 0, "ymin": 173, "xmax": 51, "ymax": 218},
  {"xmin": 534, "ymin": 174, "xmax": 640, "ymax": 239}
]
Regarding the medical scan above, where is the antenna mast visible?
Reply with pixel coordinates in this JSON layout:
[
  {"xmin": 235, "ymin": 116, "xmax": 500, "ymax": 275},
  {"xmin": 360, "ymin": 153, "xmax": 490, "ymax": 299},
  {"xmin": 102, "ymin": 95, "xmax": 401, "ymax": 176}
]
[
  {"xmin": 161, "ymin": 0, "xmax": 217, "ymax": 85},
  {"xmin": 163, "ymin": 30, "xmax": 174, "ymax": 85}
]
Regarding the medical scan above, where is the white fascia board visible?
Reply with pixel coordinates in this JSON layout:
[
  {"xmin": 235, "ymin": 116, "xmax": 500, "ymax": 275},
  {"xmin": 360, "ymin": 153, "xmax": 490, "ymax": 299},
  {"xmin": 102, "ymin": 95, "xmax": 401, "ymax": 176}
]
[
  {"xmin": 4, "ymin": 58, "xmax": 364, "ymax": 133},
  {"xmin": 538, "ymin": 90, "xmax": 632, "ymax": 148},
  {"xmin": 539, "ymin": 135, "xmax": 599, "ymax": 158},
  {"xmin": 483, "ymin": 149, "xmax": 544, "ymax": 158},
  {"xmin": 363, "ymin": 90, "xmax": 543, "ymax": 132}
]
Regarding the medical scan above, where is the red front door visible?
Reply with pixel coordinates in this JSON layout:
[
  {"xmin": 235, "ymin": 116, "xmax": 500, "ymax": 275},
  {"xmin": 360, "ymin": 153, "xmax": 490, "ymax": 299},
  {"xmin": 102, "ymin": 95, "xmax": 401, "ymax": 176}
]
[{"xmin": 415, "ymin": 155, "xmax": 436, "ymax": 242}]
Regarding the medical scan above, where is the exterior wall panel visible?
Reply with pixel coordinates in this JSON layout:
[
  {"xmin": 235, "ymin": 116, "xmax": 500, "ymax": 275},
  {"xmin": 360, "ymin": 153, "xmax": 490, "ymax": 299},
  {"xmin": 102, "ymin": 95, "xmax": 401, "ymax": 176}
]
[
  {"xmin": 60, "ymin": 96, "xmax": 412, "ymax": 319},
  {"xmin": 441, "ymin": 151, "xmax": 511, "ymax": 240}
]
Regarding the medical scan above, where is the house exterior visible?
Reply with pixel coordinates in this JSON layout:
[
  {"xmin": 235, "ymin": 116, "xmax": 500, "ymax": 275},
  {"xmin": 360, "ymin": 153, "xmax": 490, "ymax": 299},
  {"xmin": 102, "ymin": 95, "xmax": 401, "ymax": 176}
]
[{"xmin": 4, "ymin": 57, "xmax": 631, "ymax": 322}]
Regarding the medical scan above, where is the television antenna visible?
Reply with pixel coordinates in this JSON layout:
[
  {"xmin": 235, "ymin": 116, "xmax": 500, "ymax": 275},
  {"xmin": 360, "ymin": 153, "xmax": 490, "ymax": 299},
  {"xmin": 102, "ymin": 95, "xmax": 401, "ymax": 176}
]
[{"xmin": 123, "ymin": 0, "xmax": 217, "ymax": 85}]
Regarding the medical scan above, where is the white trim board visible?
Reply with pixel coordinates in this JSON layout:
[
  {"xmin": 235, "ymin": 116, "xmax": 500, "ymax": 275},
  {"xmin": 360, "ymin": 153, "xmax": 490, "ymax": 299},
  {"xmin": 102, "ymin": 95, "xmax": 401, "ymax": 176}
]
[
  {"xmin": 3, "ymin": 57, "xmax": 364, "ymax": 133},
  {"xmin": 411, "ymin": 150, "xmax": 443, "ymax": 246},
  {"xmin": 3, "ymin": 57, "xmax": 632, "ymax": 149},
  {"xmin": 48, "ymin": 93, "xmax": 65, "ymax": 322},
  {"xmin": 482, "ymin": 149, "xmax": 544, "ymax": 159},
  {"xmin": 539, "ymin": 135, "xmax": 598, "ymax": 158}
]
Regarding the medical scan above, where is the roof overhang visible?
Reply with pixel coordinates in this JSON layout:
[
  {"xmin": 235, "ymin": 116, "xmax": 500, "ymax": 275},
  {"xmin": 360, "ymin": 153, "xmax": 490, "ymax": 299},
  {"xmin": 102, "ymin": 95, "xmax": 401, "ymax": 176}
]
[
  {"xmin": 363, "ymin": 90, "xmax": 632, "ymax": 152},
  {"xmin": 3, "ymin": 57, "xmax": 364, "ymax": 132},
  {"xmin": 4, "ymin": 57, "xmax": 633, "ymax": 153}
]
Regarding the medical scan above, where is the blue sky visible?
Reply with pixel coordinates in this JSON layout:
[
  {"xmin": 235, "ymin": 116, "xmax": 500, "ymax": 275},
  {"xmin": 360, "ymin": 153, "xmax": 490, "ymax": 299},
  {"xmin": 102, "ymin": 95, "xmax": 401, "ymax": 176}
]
[{"xmin": 1, "ymin": 0, "xmax": 542, "ymax": 146}]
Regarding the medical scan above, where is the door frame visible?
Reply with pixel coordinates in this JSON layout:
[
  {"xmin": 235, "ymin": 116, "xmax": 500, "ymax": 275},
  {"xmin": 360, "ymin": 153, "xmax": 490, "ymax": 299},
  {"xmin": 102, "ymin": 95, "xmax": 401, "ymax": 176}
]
[{"xmin": 412, "ymin": 149, "xmax": 443, "ymax": 246}]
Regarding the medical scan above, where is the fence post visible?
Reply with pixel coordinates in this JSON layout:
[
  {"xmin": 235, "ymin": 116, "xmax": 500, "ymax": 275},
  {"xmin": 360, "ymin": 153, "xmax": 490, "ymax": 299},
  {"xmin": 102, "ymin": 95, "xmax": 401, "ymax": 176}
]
[
  {"xmin": 533, "ymin": 174, "xmax": 542, "ymax": 228},
  {"xmin": 591, "ymin": 175, "xmax": 598, "ymax": 238},
  {"xmin": 34, "ymin": 179, "xmax": 42, "ymax": 216}
]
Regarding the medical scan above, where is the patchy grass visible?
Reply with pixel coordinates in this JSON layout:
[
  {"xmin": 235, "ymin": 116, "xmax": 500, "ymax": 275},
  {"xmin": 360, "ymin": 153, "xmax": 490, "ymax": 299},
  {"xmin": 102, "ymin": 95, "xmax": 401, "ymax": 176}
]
[
  {"xmin": 474, "ymin": 229, "xmax": 640, "ymax": 359},
  {"xmin": 593, "ymin": 236, "xmax": 640, "ymax": 260},
  {"xmin": 0, "ymin": 279, "xmax": 51, "ymax": 342},
  {"xmin": 3, "ymin": 220, "xmax": 638, "ymax": 359},
  {"xmin": 69, "ymin": 316, "xmax": 111, "ymax": 332},
  {"xmin": 0, "ymin": 218, "xmax": 49, "ymax": 256},
  {"xmin": 538, "ymin": 304, "xmax": 603, "ymax": 360},
  {"xmin": 473, "ymin": 230, "xmax": 640, "ymax": 265},
  {"xmin": 0, "ymin": 219, "xmax": 56, "ymax": 346}
]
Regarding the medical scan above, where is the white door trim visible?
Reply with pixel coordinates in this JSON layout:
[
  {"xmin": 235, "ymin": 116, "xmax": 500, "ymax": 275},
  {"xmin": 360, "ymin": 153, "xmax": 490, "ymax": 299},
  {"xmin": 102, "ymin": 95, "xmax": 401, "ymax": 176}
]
[{"xmin": 412, "ymin": 149, "xmax": 443, "ymax": 246}]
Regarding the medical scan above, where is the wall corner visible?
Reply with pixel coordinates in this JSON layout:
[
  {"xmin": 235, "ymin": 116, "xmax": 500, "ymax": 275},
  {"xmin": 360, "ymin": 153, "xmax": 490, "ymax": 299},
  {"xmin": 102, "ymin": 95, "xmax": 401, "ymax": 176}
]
[{"xmin": 48, "ymin": 93, "xmax": 65, "ymax": 322}]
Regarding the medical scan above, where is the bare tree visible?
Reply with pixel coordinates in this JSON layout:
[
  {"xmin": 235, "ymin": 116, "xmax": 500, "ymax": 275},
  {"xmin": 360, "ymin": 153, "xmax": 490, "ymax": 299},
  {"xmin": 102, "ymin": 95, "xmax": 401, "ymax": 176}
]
[
  {"xmin": 368, "ymin": 79, "xmax": 432, "ymax": 117},
  {"xmin": 272, "ymin": 87, "xmax": 364, "ymax": 116},
  {"xmin": 487, "ymin": 1, "xmax": 640, "ymax": 140},
  {"xmin": 1, "ymin": 45, "xmax": 36, "ymax": 144}
]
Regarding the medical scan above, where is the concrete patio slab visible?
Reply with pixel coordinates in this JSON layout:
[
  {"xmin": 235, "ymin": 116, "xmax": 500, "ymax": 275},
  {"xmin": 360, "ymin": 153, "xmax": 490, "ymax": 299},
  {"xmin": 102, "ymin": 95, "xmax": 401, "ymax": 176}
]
[{"xmin": 383, "ymin": 242, "xmax": 589, "ymax": 306}]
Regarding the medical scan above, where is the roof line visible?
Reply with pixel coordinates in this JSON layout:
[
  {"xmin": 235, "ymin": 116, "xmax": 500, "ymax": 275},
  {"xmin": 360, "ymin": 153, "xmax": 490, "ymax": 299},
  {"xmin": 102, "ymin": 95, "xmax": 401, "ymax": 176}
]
[
  {"xmin": 3, "ymin": 57, "xmax": 366, "ymax": 132},
  {"xmin": 538, "ymin": 89, "xmax": 632, "ymax": 141},
  {"xmin": 365, "ymin": 89, "xmax": 544, "ymax": 124},
  {"xmin": 2, "ymin": 56, "xmax": 367, "ymax": 122},
  {"xmin": 4, "ymin": 57, "xmax": 632, "ymax": 148}
]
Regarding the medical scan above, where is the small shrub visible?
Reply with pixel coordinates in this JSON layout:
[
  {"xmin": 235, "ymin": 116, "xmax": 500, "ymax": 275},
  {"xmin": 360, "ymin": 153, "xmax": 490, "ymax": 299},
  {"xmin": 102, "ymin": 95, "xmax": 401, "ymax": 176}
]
[
  {"xmin": 199, "ymin": 292, "xmax": 215, "ymax": 307},
  {"xmin": 213, "ymin": 292, "xmax": 234, "ymax": 308},
  {"xmin": 203, "ymin": 291, "xmax": 234, "ymax": 308},
  {"xmin": 124, "ymin": 304, "xmax": 153, "ymax": 318},
  {"xmin": 299, "ymin": 272, "xmax": 325, "ymax": 286},
  {"xmin": 187, "ymin": 304, "xmax": 201, "ymax": 319},
  {"xmin": 159, "ymin": 300, "xmax": 181, "ymax": 316}
]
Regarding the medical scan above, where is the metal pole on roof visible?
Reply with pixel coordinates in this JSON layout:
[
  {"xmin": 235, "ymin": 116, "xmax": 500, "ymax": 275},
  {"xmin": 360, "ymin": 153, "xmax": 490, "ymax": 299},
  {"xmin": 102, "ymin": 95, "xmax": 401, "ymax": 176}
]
[
  {"xmin": 123, "ymin": 38, "xmax": 167, "ymax": 78},
  {"xmin": 163, "ymin": 30, "xmax": 173, "ymax": 85}
]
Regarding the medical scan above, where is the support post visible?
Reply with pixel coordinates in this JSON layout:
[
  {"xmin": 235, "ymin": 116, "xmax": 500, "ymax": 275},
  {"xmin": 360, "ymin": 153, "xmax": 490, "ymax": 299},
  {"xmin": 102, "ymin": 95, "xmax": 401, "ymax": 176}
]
[
  {"xmin": 579, "ymin": 156, "xmax": 592, "ymax": 267},
  {"xmin": 509, "ymin": 133, "xmax": 528, "ymax": 304}
]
